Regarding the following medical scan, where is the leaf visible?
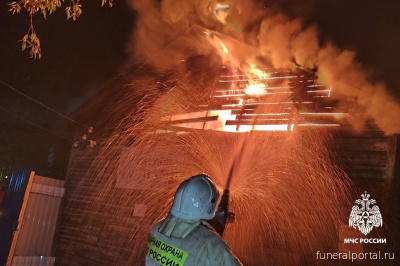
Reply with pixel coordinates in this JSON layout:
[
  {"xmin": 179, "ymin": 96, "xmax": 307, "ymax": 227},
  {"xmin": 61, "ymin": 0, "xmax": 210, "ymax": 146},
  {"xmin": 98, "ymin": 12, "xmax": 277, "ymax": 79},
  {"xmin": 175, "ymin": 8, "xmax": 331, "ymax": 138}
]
[
  {"xmin": 8, "ymin": 2, "xmax": 22, "ymax": 15},
  {"xmin": 12, "ymin": 0, "xmax": 113, "ymax": 59},
  {"xmin": 65, "ymin": 6, "xmax": 71, "ymax": 19},
  {"xmin": 72, "ymin": 4, "xmax": 77, "ymax": 12},
  {"xmin": 41, "ymin": 9, "xmax": 47, "ymax": 19},
  {"xmin": 8, "ymin": 2, "xmax": 17, "ymax": 9}
]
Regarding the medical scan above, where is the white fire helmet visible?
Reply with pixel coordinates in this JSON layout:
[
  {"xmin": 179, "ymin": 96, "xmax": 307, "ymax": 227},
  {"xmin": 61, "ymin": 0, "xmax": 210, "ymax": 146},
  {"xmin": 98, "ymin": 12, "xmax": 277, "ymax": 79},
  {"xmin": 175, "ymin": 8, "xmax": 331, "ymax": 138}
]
[{"xmin": 170, "ymin": 174, "xmax": 220, "ymax": 220}]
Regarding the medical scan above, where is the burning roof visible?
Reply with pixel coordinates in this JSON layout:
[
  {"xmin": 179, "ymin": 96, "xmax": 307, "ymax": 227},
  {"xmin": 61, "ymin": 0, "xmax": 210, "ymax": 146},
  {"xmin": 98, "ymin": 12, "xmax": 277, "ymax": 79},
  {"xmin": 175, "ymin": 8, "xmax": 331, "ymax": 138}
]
[{"xmin": 162, "ymin": 65, "xmax": 348, "ymax": 133}]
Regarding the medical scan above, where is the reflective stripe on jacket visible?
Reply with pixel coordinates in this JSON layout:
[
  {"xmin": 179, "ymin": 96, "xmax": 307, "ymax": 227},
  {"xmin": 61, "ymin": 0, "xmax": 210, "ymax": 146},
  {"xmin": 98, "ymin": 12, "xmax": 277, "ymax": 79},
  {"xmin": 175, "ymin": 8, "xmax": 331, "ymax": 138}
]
[{"xmin": 146, "ymin": 220, "xmax": 242, "ymax": 266}]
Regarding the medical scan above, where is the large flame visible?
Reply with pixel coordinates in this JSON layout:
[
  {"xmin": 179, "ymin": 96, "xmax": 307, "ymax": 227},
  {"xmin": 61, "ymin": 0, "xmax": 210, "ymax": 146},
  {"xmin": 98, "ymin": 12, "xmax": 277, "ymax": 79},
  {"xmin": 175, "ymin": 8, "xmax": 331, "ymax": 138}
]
[{"xmin": 186, "ymin": 35, "xmax": 344, "ymax": 132}]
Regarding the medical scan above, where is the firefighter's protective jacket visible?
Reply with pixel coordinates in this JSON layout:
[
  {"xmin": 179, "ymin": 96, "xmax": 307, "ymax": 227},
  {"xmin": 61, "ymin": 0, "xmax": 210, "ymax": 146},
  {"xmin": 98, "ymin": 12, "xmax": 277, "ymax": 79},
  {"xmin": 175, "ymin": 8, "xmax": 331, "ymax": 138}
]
[{"xmin": 145, "ymin": 213, "xmax": 242, "ymax": 266}]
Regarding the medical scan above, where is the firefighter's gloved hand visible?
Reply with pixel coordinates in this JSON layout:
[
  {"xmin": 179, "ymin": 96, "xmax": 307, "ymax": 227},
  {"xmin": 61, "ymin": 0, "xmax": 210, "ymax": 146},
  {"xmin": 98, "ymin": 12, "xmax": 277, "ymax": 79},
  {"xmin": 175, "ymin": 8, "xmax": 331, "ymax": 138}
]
[
  {"xmin": 214, "ymin": 211, "xmax": 226, "ymax": 226},
  {"xmin": 226, "ymin": 211, "xmax": 235, "ymax": 223}
]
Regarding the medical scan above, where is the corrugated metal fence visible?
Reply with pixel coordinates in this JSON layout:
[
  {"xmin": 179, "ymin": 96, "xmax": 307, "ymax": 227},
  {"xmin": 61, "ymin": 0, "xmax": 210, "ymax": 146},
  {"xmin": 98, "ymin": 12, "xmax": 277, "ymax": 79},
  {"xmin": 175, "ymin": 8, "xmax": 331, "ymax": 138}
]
[
  {"xmin": 0, "ymin": 171, "xmax": 31, "ymax": 266},
  {"xmin": 0, "ymin": 171, "xmax": 64, "ymax": 266}
]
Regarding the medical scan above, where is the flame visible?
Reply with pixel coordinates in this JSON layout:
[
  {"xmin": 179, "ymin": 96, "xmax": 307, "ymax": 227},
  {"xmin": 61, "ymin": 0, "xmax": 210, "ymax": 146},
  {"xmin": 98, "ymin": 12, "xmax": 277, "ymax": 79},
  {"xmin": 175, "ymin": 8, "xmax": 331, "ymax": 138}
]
[
  {"xmin": 198, "ymin": 30, "xmax": 345, "ymax": 132},
  {"xmin": 242, "ymin": 64, "xmax": 270, "ymax": 95},
  {"xmin": 204, "ymin": 30, "xmax": 229, "ymax": 54},
  {"xmin": 248, "ymin": 63, "xmax": 269, "ymax": 79},
  {"xmin": 245, "ymin": 83, "xmax": 266, "ymax": 95},
  {"xmin": 218, "ymin": 38, "xmax": 229, "ymax": 54},
  {"xmin": 204, "ymin": 30, "xmax": 235, "ymax": 66}
]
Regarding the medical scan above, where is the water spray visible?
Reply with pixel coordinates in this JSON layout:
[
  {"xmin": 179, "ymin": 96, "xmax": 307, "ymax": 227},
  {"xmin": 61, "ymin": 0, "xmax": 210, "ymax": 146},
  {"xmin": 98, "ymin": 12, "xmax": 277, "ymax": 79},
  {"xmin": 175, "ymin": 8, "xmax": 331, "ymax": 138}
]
[{"xmin": 210, "ymin": 133, "xmax": 249, "ymax": 236}]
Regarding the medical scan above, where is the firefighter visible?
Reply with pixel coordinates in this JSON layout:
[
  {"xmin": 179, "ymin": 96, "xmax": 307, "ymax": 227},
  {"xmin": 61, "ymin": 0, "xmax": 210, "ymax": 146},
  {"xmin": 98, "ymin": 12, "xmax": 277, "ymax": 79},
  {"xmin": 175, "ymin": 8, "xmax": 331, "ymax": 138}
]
[{"xmin": 145, "ymin": 174, "xmax": 242, "ymax": 266}]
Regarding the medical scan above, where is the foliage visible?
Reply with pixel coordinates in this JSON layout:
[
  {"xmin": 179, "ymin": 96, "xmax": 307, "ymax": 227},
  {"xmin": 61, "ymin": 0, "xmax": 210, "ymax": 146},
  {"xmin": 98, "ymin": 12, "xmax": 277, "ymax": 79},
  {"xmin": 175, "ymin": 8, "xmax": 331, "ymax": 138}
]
[{"xmin": 8, "ymin": 0, "xmax": 114, "ymax": 59}]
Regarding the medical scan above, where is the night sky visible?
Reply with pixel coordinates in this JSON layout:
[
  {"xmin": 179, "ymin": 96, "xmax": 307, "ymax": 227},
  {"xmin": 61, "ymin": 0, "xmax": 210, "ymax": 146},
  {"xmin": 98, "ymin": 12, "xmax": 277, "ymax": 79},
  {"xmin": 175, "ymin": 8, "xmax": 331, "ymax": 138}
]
[
  {"xmin": 0, "ymin": 0, "xmax": 399, "ymax": 176},
  {"xmin": 0, "ymin": 0, "xmax": 135, "ymax": 175}
]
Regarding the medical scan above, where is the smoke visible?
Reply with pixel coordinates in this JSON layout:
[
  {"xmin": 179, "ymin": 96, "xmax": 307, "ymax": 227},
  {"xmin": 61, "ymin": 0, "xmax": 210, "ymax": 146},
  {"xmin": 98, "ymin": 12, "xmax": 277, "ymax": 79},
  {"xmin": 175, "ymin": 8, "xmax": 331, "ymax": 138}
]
[
  {"xmin": 126, "ymin": 0, "xmax": 400, "ymax": 134},
  {"xmin": 316, "ymin": 45, "xmax": 400, "ymax": 135},
  {"xmin": 126, "ymin": 0, "xmax": 221, "ymax": 71}
]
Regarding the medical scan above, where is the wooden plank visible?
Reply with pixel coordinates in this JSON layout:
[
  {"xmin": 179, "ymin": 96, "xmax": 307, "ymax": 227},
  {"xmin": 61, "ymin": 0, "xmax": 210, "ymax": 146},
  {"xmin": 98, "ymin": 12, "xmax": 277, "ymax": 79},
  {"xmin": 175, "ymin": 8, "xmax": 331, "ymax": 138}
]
[
  {"xmin": 220, "ymin": 107, "xmax": 256, "ymax": 111},
  {"xmin": 344, "ymin": 169, "xmax": 386, "ymax": 180},
  {"xmin": 385, "ymin": 135, "xmax": 397, "ymax": 179},
  {"xmin": 234, "ymin": 114, "xmax": 292, "ymax": 119},
  {"xmin": 336, "ymin": 123, "xmax": 385, "ymax": 135},
  {"xmin": 338, "ymin": 164, "xmax": 386, "ymax": 172},
  {"xmin": 225, "ymin": 120, "xmax": 288, "ymax": 126},
  {"xmin": 224, "ymin": 117, "xmax": 338, "ymax": 126},
  {"xmin": 339, "ymin": 150, "xmax": 387, "ymax": 165},
  {"xmin": 164, "ymin": 115, "xmax": 218, "ymax": 125},
  {"xmin": 210, "ymin": 99, "xmax": 241, "ymax": 105},
  {"xmin": 335, "ymin": 138, "xmax": 390, "ymax": 152}
]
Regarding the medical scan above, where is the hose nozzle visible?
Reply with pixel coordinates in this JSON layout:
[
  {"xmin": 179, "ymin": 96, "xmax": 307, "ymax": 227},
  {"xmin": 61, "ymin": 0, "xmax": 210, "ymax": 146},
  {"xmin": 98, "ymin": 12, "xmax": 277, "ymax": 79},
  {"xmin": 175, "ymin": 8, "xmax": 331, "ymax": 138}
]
[{"xmin": 209, "ymin": 189, "xmax": 232, "ymax": 236}]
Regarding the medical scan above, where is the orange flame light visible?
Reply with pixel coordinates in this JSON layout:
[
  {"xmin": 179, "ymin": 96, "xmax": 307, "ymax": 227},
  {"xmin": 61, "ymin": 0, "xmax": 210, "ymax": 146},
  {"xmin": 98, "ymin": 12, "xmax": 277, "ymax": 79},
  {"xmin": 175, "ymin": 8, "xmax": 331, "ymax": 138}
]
[
  {"xmin": 164, "ymin": 31, "xmax": 345, "ymax": 133},
  {"xmin": 245, "ymin": 83, "xmax": 266, "ymax": 95}
]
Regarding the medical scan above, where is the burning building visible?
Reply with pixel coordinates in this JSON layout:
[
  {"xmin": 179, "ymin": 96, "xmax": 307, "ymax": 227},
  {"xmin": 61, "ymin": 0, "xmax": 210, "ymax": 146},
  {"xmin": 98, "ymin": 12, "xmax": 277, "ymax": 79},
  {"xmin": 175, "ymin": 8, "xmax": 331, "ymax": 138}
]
[
  {"xmin": 48, "ymin": 1, "xmax": 400, "ymax": 264},
  {"xmin": 52, "ymin": 55, "xmax": 398, "ymax": 265}
]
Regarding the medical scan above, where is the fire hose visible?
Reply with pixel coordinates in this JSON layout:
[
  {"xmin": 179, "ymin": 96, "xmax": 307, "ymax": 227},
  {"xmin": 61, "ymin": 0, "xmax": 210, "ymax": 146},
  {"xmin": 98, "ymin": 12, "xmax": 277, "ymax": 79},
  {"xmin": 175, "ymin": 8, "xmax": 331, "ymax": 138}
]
[{"xmin": 209, "ymin": 135, "xmax": 249, "ymax": 236}]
